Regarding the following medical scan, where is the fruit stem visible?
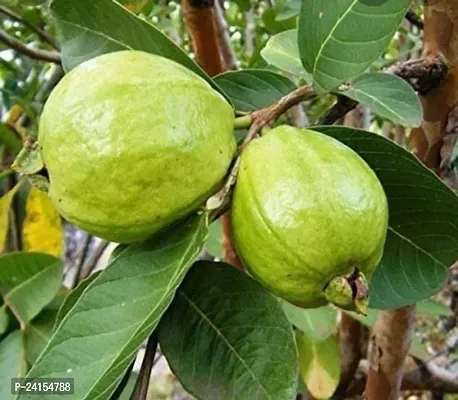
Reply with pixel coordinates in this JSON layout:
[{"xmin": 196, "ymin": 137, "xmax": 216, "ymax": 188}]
[
  {"xmin": 234, "ymin": 115, "xmax": 252, "ymax": 129},
  {"xmin": 323, "ymin": 270, "xmax": 369, "ymax": 315}
]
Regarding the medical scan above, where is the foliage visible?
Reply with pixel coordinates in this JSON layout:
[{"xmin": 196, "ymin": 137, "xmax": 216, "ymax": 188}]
[{"xmin": 0, "ymin": 1, "xmax": 456, "ymax": 399}]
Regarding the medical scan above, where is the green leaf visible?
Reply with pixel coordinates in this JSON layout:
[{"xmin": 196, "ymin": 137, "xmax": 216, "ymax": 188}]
[
  {"xmin": 0, "ymin": 252, "xmax": 63, "ymax": 325},
  {"xmin": 0, "ymin": 124, "xmax": 22, "ymax": 154},
  {"xmin": 314, "ymin": 126, "xmax": 457, "ymax": 309},
  {"xmin": 261, "ymin": 30, "xmax": 308, "ymax": 78},
  {"xmin": 24, "ymin": 309, "xmax": 57, "ymax": 365},
  {"xmin": 214, "ymin": 69, "xmax": 296, "ymax": 112},
  {"xmin": 298, "ymin": 0, "xmax": 411, "ymax": 93},
  {"xmin": 0, "ymin": 304, "xmax": 8, "ymax": 335},
  {"xmin": 417, "ymin": 299, "xmax": 451, "ymax": 316},
  {"xmin": 296, "ymin": 332, "xmax": 340, "ymax": 400},
  {"xmin": 204, "ymin": 220, "xmax": 223, "ymax": 259},
  {"xmin": 19, "ymin": 213, "xmax": 208, "ymax": 400},
  {"xmin": 282, "ymin": 302, "xmax": 337, "ymax": 341},
  {"xmin": 158, "ymin": 261, "xmax": 297, "ymax": 400},
  {"xmin": 50, "ymin": 0, "xmax": 223, "ymax": 96},
  {"xmin": 53, "ymin": 272, "xmax": 100, "ymax": 331},
  {"xmin": 276, "ymin": 0, "xmax": 301, "ymax": 21},
  {"xmin": 0, "ymin": 330, "xmax": 27, "ymax": 400},
  {"xmin": 340, "ymin": 73, "xmax": 423, "ymax": 127}
]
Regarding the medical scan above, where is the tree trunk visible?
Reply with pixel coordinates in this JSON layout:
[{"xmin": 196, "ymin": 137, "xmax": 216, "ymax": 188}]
[
  {"xmin": 367, "ymin": 3, "xmax": 458, "ymax": 398},
  {"xmin": 365, "ymin": 306, "xmax": 416, "ymax": 399}
]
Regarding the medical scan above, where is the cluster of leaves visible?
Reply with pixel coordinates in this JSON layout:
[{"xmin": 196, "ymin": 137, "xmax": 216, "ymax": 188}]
[{"xmin": 0, "ymin": 0, "xmax": 457, "ymax": 399}]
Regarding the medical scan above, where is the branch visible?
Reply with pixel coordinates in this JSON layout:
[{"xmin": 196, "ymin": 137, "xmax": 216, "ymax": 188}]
[
  {"xmin": 79, "ymin": 240, "xmax": 110, "ymax": 281},
  {"xmin": 387, "ymin": 56, "xmax": 448, "ymax": 96},
  {"xmin": 401, "ymin": 358, "xmax": 458, "ymax": 393},
  {"xmin": 0, "ymin": 28, "xmax": 61, "ymax": 64},
  {"xmin": 130, "ymin": 333, "xmax": 158, "ymax": 400},
  {"xmin": 335, "ymin": 313, "xmax": 368, "ymax": 397},
  {"xmin": 214, "ymin": 1, "xmax": 237, "ymax": 70},
  {"xmin": 365, "ymin": 305, "xmax": 416, "ymax": 400},
  {"xmin": 320, "ymin": 95, "xmax": 358, "ymax": 125},
  {"xmin": 182, "ymin": 0, "xmax": 223, "ymax": 76},
  {"xmin": 206, "ymin": 85, "xmax": 316, "ymax": 213},
  {"xmin": 0, "ymin": 6, "xmax": 60, "ymax": 50}
]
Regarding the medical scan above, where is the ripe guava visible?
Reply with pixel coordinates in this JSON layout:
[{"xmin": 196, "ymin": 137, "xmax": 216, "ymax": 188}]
[
  {"xmin": 39, "ymin": 51, "xmax": 236, "ymax": 243},
  {"xmin": 231, "ymin": 126, "xmax": 388, "ymax": 313}
]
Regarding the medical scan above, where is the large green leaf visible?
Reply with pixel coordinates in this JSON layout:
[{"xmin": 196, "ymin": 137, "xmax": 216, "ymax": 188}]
[
  {"xmin": 282, "ymin": 302, "xmax": 337, "ymax": 341},
  {"xmin": 314, "ymin": 126, "xmax": 458, "ymax": 309},
  {"xmin": 49, "ymin": 0, "xmax": 222, "ymax": 95},
  {"xmin": 0, "ymin": 253, "xmax": 62, "ymax": 325},
  {"xmin": 18, "ymin": 213, "xmax": 209, "ymax": 400},
  {"xmin": 340, "ymin": 73, "xmax": 423, "ymax": 127},
  {"xmin": 261, "ymin": 30, "xmax": 307, "ymax": 77},
  {"xmin": 0, "ymin": 330, "xmax": 27, "ymax": 400},
  {"xmin": 214, "ymin": 70, "xmax": 296, "ymax": 112},
  {"xmin": 158, "ymin": 261, "xmax": 297, "ymax": 400},
  {"xmin": 298, "ymin": 0, "xmax": 411, "ymax": 93}
]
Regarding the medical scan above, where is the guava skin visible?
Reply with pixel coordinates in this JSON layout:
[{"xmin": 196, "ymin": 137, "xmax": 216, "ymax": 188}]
[
  {"xmin": 39, "ymin": 51, "xmax": 236, "ymax": 243},
  {"xmin": 231, "ymin": 126, "xmax": 388, "ymax": 308}
]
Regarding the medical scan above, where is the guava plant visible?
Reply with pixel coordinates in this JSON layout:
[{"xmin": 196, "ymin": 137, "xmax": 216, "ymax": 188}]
[{"xmin": 1, "ymin": 0, "xmax": 458, "ymax": 400}]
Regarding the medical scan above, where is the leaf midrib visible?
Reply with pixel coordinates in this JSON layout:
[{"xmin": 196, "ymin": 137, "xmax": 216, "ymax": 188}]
[
  {"xmin": 312, "ymin": 0, "xmax": 359, "ymax": 76},
  {"xmin": 180, "ymin": 291, "xmax": 273, "ymax": 400}
]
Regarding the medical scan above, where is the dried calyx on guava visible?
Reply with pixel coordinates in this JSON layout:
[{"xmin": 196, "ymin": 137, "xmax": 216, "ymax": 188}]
[
  {"xmin": 231, "ymin": 126, "xmax": 388, "ymax": 314},
  {"xmin": 38, "ymin": 50, "xmax": 236, "ymax": 243}
]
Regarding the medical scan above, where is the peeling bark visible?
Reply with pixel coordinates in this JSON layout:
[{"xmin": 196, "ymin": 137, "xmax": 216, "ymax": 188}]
[
  {"xmin": 214, "ymin": 1, "xmax": 237, "ymax": 70},
  {"xmin": 365, "ymin": 306, "xmax": 416, "ymax": 400},
  {"xmin": 409, "ymin": 1, "xmax": 458, "ymax": 171}
]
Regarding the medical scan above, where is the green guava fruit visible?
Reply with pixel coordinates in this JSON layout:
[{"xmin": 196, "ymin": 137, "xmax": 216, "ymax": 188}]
[
  {"xmin": 231, "ymin": 126, "xmax": 388, "ymax": 313},
  {"xmin": 39, "ymin": 51, "xmax": 236, "ymax": 243}
]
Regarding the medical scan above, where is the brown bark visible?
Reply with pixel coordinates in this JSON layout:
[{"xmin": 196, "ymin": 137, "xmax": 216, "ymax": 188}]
[
  {"xmin": 408, "ymin": 1, "xmax": 458, "ymax": 172},
  {"xmin": 214, "ymin": 1, "xmax": 237, "ymax": 70},
  {"xmin": 182, "ymin": 0, "xmax": 224, "ymax": 77},
  {"xmin": 365, "ymin": 306, "xmax": 416, "ymax": 400},
  {"xmin": 366, "ymin": 3, "xmax": 458, "ymax": 398},
  {"xmin": 335, "ymin": 313, "xmax": 368, "ymax": 397},
  {"xmin": 181, "ymin": 0, "xmax": 242, "ymax": 267}
]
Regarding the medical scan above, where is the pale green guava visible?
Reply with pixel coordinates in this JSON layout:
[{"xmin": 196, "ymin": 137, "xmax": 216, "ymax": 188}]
[
  {"xmin": 39, "ymin": 51, "xmax": 236, "ymax": 243},
  {"xmin": 231, "ymin": 126, "xmax": 388, "ymax": 313}
]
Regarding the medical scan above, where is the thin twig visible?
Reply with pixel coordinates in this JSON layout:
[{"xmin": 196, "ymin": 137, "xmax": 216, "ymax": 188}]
[
  {"xmin": 72, "ymin": 235, "xmax": 93, "ymax": 288},
  {"xmin": 206, "ymin": 85, "xmax": 316, "ymax": 213},
  {"xmin": 0, "ymin": 6, "xmax": 60, "ymax": 50},
  {"xmin": 130, "ymin": 333, "xmax": 158, "ymax": 400},
  {"xmin": 320, "ymin": 95, "xmax": 358, "ymax": 126},
  {"xmin": 0, "ymin": 28, "xmax": 61, "ymax": 64},
  {"xmin": 79, "ymin": 240, "xmax": 110, "ymax": 281}
]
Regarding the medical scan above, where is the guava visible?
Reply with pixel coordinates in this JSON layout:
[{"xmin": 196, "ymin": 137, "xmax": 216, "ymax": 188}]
[
  {"xmin": 231, "ymin": 126, "xmax": 388, "ymax": 313},
  {"xmin": 39, "ymin": 51, "xmax": 236, "ymax": 243}
]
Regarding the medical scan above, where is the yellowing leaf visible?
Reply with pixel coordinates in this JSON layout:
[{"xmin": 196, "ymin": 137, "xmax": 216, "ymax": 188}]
[
  {"xmin": 120, "ymin": 0, "xmax": 150, "ymax": 13},
  {"xmin": 296, "ymin": 331, "xmax": 340, "ymax": 400},
  {"xmin": 0, "ymin": 182, "xmax": 22, "ymax": 250},
  {"xmin": 23, "ymin": 187, "xmax": 63, "ymax": 257}
]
